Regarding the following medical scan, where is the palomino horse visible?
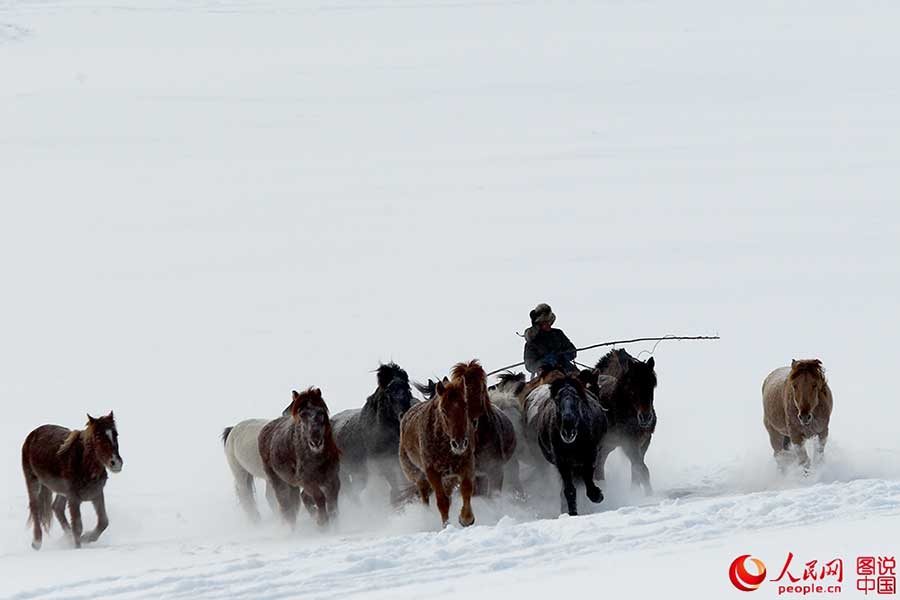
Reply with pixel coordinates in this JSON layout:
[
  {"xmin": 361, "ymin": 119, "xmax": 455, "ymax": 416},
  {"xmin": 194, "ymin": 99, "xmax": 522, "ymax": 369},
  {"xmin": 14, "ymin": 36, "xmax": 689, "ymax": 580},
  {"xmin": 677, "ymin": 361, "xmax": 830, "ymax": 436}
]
[
  {"xmin": 331, "ymin": 363, "xmax": 416, "ymax": 503},
  {"xmin": 523, "ymin": 374, "xmax": 606, "ymax": 515},
  {"xmin": 222, "ymin": 420, "xmax": 278, "ymax": 521},
  {"xmin": 259, "ymin": 388, "xmax": 341, "ymax": 527},
  {"xmin": 416, "ymin": 360, "xmax": 519, "ymax": 496},
  {"xmin": 762, "ymin": 359, "xmax": 833, "ymax": 471},
  {"xmin": 587, "ymin": 349, "xmax": 658, "ymax": 495},
  {"xmin": 399, "ymin": 376, "xmax": 476, "ymax": 527},
  {"xmin": 21, "ymin": 412, "xmax": 123, "ymax": 549}
]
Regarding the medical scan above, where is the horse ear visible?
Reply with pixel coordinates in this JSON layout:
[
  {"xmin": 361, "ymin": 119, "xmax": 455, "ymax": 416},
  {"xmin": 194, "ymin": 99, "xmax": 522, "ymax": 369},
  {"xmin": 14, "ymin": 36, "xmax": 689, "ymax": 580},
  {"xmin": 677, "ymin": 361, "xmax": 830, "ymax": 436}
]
[
  {"xmin": 791, "ymin": 359, "xmax": 798, "ymax": 369},
  {"xmin": 441, "ymin": 376, "xmax": 450, "ymax": 384},
  {"xmin": 647, "ymin": 356, "xmax": 655, "ymax": 369},
  {"xmin": 435, "ymin": 379, "xmax": 446, "ymax": 396},
  {"xmin": 107, "ymin": 410, "xmax": 115, "ymax": 420},
  {"xmin": 86, "ymin": 413, "xmax": 96, "ymax": 424},
  {"xmin": 313, "ymin": 387, "xmax": 322, "ymax": 398},
  {"xmin": 290, "ymin": 390, "xmax": 302, "ymax": 419}
]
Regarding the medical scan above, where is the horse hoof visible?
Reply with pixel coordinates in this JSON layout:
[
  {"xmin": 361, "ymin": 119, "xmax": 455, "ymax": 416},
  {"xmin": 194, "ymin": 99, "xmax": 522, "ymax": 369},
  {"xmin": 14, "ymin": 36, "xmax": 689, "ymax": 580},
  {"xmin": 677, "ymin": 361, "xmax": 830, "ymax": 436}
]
[
  {"xmin": 31, "ymin": 540, "xmax": 41, "ymax": 551},
  {"xmin": 459, "ymin": 514, "xmax": 475, "ymax": 528},
  {"xmin": 587, "ymin": 487, "xmax": 603, "ymax": 503}
]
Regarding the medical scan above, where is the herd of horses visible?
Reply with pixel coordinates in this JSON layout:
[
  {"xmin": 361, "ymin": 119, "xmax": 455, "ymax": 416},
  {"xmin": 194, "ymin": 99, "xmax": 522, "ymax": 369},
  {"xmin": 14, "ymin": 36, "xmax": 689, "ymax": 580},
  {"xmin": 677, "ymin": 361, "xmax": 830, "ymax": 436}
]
[{"xmin": 19, "ymin": 350, "xmax": 834, "ymax": 549}]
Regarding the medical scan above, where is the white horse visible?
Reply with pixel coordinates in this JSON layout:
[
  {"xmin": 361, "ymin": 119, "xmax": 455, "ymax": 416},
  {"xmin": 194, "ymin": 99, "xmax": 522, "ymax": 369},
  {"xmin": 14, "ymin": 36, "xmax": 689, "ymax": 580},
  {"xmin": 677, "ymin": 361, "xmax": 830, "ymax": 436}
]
[{"xmin": 222, "ymin": 419, "xmax": 278, "ymax": 521}]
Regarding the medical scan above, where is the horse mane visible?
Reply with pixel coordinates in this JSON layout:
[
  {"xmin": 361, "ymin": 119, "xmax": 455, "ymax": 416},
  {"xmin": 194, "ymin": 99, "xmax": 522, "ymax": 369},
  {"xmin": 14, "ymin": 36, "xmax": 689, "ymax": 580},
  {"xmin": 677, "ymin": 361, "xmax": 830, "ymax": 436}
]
[
  {"xmin": 413, "ymin": 379, "xmax": 437, "ymax": 400},
  {"xmin": 451, "ymin": 359, "xmax": 486, "ymax": 381},
  {"xmin": 595, "ymin": 348, "xmax": 631, "ymax": 376},
  {"xmin": 595, "ymin": 349, "xmax": 657, "ymax": 387},
  {"xmin": 289, "ymin": 387, "xmax": 330, "ymax": 417},
  {"xmin": 789, "ymin": 359, "xmax": 825, "ymax": 382},
  {"xmin": 376, "ymin": 362, "xmax": 409, "ymax": 388},
  {"xmin": 57, "ymin": 428, "xmax": 85, "ymax": 456},
  {"xmin": 549, "ymin": 375, "xmax": 587, "ymax": 399},
  {"xmin": 490, "ymin": 371, "xmax": 526, "ymax": 395}
]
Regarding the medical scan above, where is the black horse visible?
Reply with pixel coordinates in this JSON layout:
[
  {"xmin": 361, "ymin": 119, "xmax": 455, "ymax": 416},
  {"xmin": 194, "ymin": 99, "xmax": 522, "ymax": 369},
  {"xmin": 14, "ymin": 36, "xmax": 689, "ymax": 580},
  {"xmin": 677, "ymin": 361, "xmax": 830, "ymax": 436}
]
[
  {"xmin": 523, "ymin": 374, "xmax": 606, "ymax": 516},
  {"xmin": 587, "ymin": 349, "xmax": 658, "ymax": 494},
  {"xmin": 331, "ymin": 363, "xmax": 415, "ymax": 503}
]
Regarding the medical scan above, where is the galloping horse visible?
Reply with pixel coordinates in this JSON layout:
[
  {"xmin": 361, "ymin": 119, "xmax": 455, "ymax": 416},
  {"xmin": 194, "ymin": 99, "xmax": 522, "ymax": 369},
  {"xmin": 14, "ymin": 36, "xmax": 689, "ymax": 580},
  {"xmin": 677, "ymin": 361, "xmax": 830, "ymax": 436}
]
[
  {"xmin": 332, "ymin": 363, "xmax": 416, "ymax": 503},
  {"xmin": 587, "ymin": 349, "xmax": 658, "ymax": 495},
  {"xmin": 523, "ymin": 373, "xmax": 606, "ymax": 515},
  {"xmin": 762, "ymin": 359, "xmax": 833, "ymax": 471},
  {"xmin": 22, "ymin": 412, "xmax": 123, "ymax": 549},
  {"xmin": 416, "ymin": 360, "xmax": 518, "ymax": 496},
  {"xmin": 222, "ymin": 420, "xmax": 278, "ymax": 521},
  {"xmin": 259, "ymin": 388, "xmax": 341, "ymax": 527},
  {"xmin": 399, "ymin": 376, "xmax": 476, "ymax": 527}
]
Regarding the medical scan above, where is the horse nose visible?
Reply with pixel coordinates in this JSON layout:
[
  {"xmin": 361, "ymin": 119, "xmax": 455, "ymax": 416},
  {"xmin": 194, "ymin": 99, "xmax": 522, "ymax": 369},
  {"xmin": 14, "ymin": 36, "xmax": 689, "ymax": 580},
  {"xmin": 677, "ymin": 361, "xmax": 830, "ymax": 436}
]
[
  {"xmin": 799, "ymin": 414, "xmax": 813, "ymax": 425},
  {"xmin": 450, "ymin": 438, "xmax": 468, "ymax": 454}
]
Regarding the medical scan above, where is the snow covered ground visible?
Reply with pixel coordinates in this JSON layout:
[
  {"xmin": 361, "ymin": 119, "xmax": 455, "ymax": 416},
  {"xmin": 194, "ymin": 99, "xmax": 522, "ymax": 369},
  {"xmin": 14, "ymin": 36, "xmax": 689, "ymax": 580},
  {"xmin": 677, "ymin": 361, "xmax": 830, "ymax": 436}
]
[{"xmin": 1, "ymin": 0, "xmax": 899, "ymax": 598}]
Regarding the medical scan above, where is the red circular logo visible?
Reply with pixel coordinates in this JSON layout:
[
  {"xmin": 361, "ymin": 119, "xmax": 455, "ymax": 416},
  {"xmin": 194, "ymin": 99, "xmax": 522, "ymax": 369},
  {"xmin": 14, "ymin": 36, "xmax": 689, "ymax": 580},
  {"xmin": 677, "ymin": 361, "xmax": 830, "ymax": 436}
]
[{"xmin": 729, "ymin": 555, "xmax": 767, "ymax": 592}]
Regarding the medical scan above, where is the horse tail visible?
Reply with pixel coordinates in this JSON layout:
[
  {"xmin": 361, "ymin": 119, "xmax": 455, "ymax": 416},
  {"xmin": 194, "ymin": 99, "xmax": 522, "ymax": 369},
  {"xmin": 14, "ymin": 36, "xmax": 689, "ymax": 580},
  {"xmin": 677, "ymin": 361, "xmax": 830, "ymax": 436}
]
[
  {"xmin": 26, "ymin": 486, "xmax": 53, "ymax": 532},
  {"xmin": 393, "ymin": 482, "xmax": 421, "ymax": 507},
  {"xmin": 413, "ymin": 379, "xmax": 437, "ymax": 400},
  {"xmin": 221, "ymin": 426, "xmax": 234, "ymax": 447}
]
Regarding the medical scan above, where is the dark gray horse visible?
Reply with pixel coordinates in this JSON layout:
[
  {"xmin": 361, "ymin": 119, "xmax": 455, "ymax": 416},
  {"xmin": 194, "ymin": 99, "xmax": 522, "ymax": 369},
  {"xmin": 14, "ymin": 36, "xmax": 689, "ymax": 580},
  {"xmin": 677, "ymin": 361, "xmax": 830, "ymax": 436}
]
[
  {"xmin": 331, "ymin": 363, "xmax": 415, "ymax": 503},
  {"xmin": 587, "ymin": 349, "xmax": 658, "ymax": 494}
]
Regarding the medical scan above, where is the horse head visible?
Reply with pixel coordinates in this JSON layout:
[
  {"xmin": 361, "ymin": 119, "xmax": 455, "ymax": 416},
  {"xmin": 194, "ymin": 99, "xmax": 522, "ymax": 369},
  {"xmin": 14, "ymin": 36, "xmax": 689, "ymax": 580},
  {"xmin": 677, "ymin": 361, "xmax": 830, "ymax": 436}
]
[
  {"xmin": 376, "ymin": 362, "xmax": 414, "ymax": 422},
  {"xmin": 434, "ymin": 377, "xmax": 471, "ymax": 455},
  {"xmin": 86, "ymin": 412, "xmax": 123, "ymax": 473},
  {"xmin": 451, "ymin": 359, "xmax": 488, "ymax": 428},
  {"xmin": 549, "ymin": 377, "xmax": 589, "ymax": 444},
  {"xmin": 289, "ymin": 388, "xmax": 332, "ymax": 454},
  {"xmin": 788, "ymin": 359, "xmax": 825, "ymax": 426},
  {"xmin": 597, "ymin": 350, "xmax": 657, "ymax": 429}
]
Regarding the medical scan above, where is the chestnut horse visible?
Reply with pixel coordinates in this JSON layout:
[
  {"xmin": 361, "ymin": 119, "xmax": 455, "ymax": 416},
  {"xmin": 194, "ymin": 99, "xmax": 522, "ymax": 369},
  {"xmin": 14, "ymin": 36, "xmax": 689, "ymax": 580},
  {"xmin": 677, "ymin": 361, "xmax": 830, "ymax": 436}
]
[
  {"xmin": 258, "ymin": 388, "xmax": 341, "ymax": 527},
  {"xmin": 21, "ymin": 412, "xmax": 123, "ymax": 550},
  {"xmin": 399, "ymin": 376, "xmax": 475, "ymax": 527},
  {"xmin": 416, "ymin": 360, "xmax": 519, "ymax": 496},
  {"xmin": 762, "ymin": 359, "xmax": 833, "ymax": 471}
]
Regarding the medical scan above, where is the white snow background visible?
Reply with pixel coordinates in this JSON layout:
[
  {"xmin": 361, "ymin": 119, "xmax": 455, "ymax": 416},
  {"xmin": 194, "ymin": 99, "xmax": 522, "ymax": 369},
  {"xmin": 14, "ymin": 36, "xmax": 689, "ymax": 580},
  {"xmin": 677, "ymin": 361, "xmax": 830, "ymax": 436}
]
[{"xmin": 1, "ymin": 1, "xmax": 898, "ymax": 598}]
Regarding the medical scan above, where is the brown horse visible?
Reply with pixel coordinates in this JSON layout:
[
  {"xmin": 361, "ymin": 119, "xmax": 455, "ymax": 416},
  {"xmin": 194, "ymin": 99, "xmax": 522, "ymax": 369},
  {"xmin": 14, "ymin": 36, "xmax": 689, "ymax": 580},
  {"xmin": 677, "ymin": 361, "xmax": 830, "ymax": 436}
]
[
  {"xmin": 417, "ymin": 361, "xmax": 520, "ymax": 496},
  {"xmin": 762, "ymin": 359, "xmax": 833, "ymax": 471},
  {"xmin": 399, "ymin": 376, "xmax": 476, "ymax": 527},
  {"xmin": 258, "ymin": 388, "xmax": 341, "ymax": 527},
  {"xmin": 21, "ymin": 412, "xmax": 123, "ymax": 550}
]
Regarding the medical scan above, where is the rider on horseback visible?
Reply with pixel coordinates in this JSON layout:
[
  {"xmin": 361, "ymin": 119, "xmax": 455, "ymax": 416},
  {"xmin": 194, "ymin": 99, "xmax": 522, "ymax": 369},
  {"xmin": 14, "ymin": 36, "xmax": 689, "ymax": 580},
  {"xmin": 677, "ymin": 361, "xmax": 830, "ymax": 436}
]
[{"xmin": 523, "ymin": 303, "xmax": 578, "ymax": 376}]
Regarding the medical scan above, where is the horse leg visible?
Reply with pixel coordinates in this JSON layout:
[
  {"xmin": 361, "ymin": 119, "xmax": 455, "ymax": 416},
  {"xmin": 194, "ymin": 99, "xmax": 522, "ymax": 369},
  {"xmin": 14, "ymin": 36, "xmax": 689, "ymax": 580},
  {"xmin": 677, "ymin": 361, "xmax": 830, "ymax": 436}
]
[
  {"xmin": 83, "ymin": 492, "xmax": 109, "ymax": 543},
  {"xmin": 425, "ymin": 468, "xmax": 451, "ymax": 527},
  {"xmin": 487, "ymin": 463, "xmax": 505, "ymax": 497},
  {"xmin": 237, "ymin": 471, "xmax": 262, "ymax": 523},
  {"xmin": 68, "ymin": 500, "xmax": 83, "ymax": 548},
  {"xmin": 595, "ymin": 443, "xmax": 614, "ymax": 482},
  {"xmin": 580, "ymin": 462, "xmax": 603, "ymax": 504},
  {"xmin": 305, "ymin": 485, "xmax": 329, "ymax": 527},
  {"xmin": 505, "ymin": 459, "xmax": 525, "ymax": 500},
  {"xmin": 458, "ymin": 470, "xmax": 475, "ymax": 527},
  {"xmin": 53, "ymin": 495, "xmax": 71, "ymax": 532},
  {"xmin": 265, "ymin": 483, "xmax": 278, "ymax": 514},
  {"xmin": 324, "ymin": 472, "xmax": 341, "ymax": 520},
  {"xmin": 24, "ymin": 470, "xmax": 45, "ymax": 550},
  {"xmin": 558, "ymin": 465, "xmax": 578, "ymax": 516},
  {"xmin": 815, "ymin": 427, "xmax": 829, "ymax": 463},
  {"xmin": 787, "ymin": 431, "xmax": 811, "ymax": 472},
  {"xmin": 415, "ymin": 477, "xmax": 431, "ymax": 504},
  {"xmin": 766, "ymin": 424, "xmax": 791, "ymax": 473},
  {"xmin": 623, "ymin": 439, "xmax": 651, "ymax": 495},
  {"xmin": 638, "ymin": 436, "xmax": 653, "ymax": 494},
  {"xmin": 268, "ymin": 476, "xmax": 299, "ymax": 527}
]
